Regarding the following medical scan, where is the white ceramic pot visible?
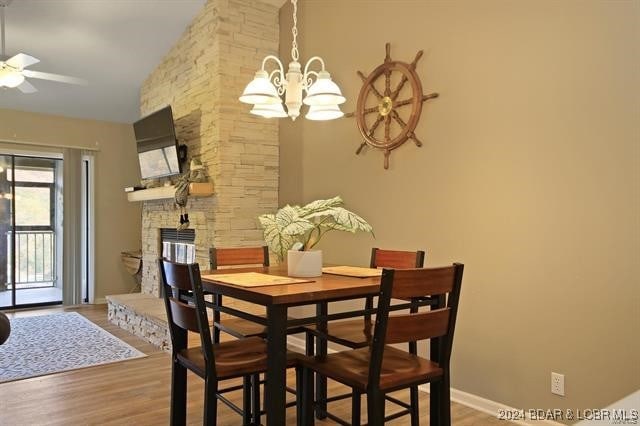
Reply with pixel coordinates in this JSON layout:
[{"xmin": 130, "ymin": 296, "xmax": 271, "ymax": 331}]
[{"xmin": 287, "ymin": 250, "xmax": 323, "ymax": 277}]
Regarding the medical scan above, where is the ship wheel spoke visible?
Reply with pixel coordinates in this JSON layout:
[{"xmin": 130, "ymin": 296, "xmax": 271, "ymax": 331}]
[
  {"xmin": 362, "ymin": 106, "xmax": 379, "ymax": 115},
  {"xmin": 391, "ymin": 111, "xmax": 422, "ymax": 147},
  {"xmin": 384, "ymin": 115, "xmax": 391, "ymax": 142},
  {"xmin": 395, "ymin": 93, "xmax": 440, "ymax": 109},
  {"xmin": 390, "ymin": 110, "xmax": 407, "ymax": 128},
  {"xmin": 394, "ymin": 98, "xmax": 413, "ymax": 108},
  {"xmin": 369, "ymin": 114, "xmax": 384, "ymax": 136},
  {"xmin": 384, "ymin": 69, "xmax": 391, "ymax": 97},
  {"xmin": 391, "ymin": 51, "xmax": 422, "ymax": 100},
  {"xmin": 358, "ymin": 71, "xmax": 383, "ymax": 100},
  {"xmin": 390, "ymin": 76, "xmax": 409, "ymax": 100},
  {"xmin": 357, "ymin": 114, "xmax": 384, "ymax": 154}
]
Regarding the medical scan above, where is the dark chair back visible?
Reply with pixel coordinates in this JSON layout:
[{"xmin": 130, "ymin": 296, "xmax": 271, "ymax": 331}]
[
  {"xmin": 0, "ymin": 312, "xmax": 10, "ymax": 345},
  {"xmin": 365, "ymin": 248, "xmax": 426, "ymax": 321},
  {"xmin": 369, "ymin": 264, "xmax": 464, "ymax": 388},
  {"xmin": 210, "ymin": 246, "xmax": 270, "ymax": 269},
  {"xmin": 370, "ymin": 248, "xmax": 425, "ymax": 269},
  {"xmin": 159, "ymin": 259, "xmax": 214, "ymax": 369}
]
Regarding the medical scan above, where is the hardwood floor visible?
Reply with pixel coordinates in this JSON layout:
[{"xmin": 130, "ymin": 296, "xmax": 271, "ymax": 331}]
[{"xmin": 0, "ymin": 305, "xmax": 510, "ymax": 425}]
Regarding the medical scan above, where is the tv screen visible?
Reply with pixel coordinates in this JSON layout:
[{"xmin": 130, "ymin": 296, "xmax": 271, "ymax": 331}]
[{"xmin": 133, "ymin": 106, "xmax": 181, "ymax": 180}]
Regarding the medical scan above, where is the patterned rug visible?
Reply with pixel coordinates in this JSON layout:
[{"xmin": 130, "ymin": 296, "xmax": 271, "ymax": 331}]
[{"xmin": 0, "ymin": 312, "xmax": 146, "ymax": 383}]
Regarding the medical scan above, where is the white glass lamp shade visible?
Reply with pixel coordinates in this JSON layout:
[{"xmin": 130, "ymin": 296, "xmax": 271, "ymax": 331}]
[
  {"xmin": 0, "ymin": 70, "xmax": 25, "ymax": 88},
  {"xmin": 239, "ymin": 70, "xmax": 281, "ymax": 105},
  {"xmin": 305, "ymin": 104, "xmax": 344, "ymax": 121},
  {"xmin": 250, "ymin": 102, "xmax": 288, "ymax": 118},
  {"xmin": 303, "ymin": 71, "xmax": 346, "ymax": 106}
]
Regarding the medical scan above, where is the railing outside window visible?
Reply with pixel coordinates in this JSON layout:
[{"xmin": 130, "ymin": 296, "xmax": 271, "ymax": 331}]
[{"xmin": 5, "ymin": 230, "xmax": 56, "ymax": 288}]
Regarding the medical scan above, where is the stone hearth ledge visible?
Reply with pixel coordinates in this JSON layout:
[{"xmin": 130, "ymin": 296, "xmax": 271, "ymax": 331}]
[{"xmin": 107, "ymin": 293, "xmax": 170, "ymax": 351}]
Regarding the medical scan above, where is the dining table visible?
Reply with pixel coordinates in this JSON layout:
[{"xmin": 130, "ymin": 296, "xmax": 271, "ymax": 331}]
[{"xmin": 200, "ymin": 264, "xmax": 383, "ymax": 425}]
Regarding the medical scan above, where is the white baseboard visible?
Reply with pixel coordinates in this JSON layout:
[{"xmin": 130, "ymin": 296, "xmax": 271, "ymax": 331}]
[
  {"xmin": 287, "ymin": 335, "xmax": 562, "ymax": 426},
  {"xmin": 439, "ymin": 386, "xmax": 563, "ymax": 426},
  {"xmin": 93, "ymin": 297, "xmax": 107, "ymax": 305}
]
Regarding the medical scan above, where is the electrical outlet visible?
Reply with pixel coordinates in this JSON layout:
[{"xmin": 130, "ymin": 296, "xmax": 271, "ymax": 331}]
[{"xmin": 551, "ymin": 372, "xmax": 565, "ymax": 396}]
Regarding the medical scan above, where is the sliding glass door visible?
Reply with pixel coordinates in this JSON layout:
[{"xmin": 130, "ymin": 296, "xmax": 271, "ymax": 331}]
[{"xmin": 0, "ymin": 155, "xmax": 63, "ymax": 308}]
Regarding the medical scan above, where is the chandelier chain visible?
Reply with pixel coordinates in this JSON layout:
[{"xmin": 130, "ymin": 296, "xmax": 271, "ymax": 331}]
[{"xmin": 290, "ymin": 0, "xmax": 299, "ymax": 62}]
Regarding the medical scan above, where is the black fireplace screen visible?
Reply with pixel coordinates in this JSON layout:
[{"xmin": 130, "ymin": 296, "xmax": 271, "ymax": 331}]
[{"xmin": 160, "ymin": 229, "xmax": 195, "ymax": 264}]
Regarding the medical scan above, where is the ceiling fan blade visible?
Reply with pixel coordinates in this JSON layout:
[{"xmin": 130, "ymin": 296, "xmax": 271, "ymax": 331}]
[
  {"xmin": 22, "ymin": 69, "xmax": 87, "ymax": 85},
  {"xmin": 16, "ymin": 80, "xmax": 37, "ymax": 94},
  {"xmin": 6, "ymin": 53, "xmax": 40, "ymax": 69}
]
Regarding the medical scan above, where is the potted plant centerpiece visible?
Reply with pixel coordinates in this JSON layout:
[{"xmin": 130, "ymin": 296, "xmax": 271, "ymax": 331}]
[{"xmin": 258, "ymin": 196, "xmax": 373, "ymax": 277}]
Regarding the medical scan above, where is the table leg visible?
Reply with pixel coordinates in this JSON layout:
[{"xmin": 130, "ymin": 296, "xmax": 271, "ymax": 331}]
[
  {"xmin": 266, "ymin": 304, "xmax": 287, "ymax": 425},
  {"xmin": 315, "ymin": 302, "xmax": 328, "ymax": 419}
]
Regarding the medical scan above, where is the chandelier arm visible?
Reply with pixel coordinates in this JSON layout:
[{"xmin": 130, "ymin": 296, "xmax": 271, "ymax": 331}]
[
  {"xmin": 302, "ymin": 56, "xmax": 326, "ymax": 90},
  {"xmin": 303, "ymin": 70, "xmax": 319, "ymax": 91},
  {"xmin": 269, "ymin": 69, "xmax": 286, "ymax": 95},
  {"xmin": 261, "ymin": 55, "xmax": 285, "ymax": 74}
]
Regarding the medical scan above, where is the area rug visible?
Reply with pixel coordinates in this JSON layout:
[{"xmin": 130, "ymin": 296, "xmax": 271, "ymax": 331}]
[{"xmin": 0, "ymin": 312, "xmax": 146, "ymax": 383}]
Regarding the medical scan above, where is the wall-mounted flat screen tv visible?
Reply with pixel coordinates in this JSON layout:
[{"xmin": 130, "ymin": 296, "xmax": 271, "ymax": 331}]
[{"xmin": 133, "ymin": 106, "xmax": 181, "ymax": 180}]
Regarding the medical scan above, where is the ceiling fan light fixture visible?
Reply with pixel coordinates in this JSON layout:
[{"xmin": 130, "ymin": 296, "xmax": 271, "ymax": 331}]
[{"xmin": 0, "ymin": 68, "xmax": 24, "ymax": 88}]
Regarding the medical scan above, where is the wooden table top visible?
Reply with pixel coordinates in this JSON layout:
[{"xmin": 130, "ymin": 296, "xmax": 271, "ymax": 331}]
[{"xmin": 200, "ymin": 265, "xmax": 381, "ymax": 306}]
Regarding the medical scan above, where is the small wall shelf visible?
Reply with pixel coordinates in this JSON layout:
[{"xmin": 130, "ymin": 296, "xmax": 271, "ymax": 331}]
[{"xmin": 126, "ymin": 182, "xmax": 214, "ymax": 202}]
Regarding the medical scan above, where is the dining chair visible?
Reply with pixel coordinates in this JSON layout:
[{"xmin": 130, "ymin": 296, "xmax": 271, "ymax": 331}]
[
  {"xmin": 159, "ymin": 258, "xmax": 300, "ymax": 425},
  {"xmin": 209, "ymin": 246, "xmax": 271, "ymax": 343},
  {"xmin": 299, "ymin": 264, "xmax": 464, "ymax": 426},
  {"xmin": 303, "ymin": 248, "xmax": 425, "ymax": 423},
  {"xmin": 307, "ymin": 248, "xmax": 425, "ymax": 348}
]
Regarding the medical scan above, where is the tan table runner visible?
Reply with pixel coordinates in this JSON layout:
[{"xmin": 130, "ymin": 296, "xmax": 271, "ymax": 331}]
[
  {"xmin": 321, "ymin": 266, "xmax": 383, "ymax": 278},
  {"xmin": 201, "ymin": 272, "xmax": 313, "ymax": 287}
]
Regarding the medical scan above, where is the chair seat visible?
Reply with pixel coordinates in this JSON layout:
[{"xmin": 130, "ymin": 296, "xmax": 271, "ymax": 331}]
[
  {"xmin": 219, "ymin": 316, "xmax": 268, "ymax": 338},
  {"xmin": 299, "ymin": 346, "xmax": 443, "ymax": 392},
  {"xmin": 177, "ymin": 336, "xmax": 299, "ymax": 380},
  {"xmin": 304, "ymin": 318, "xmax": 373, "ymax": 348},
  {"xmin": 219, "ymin": 315, "xmax": 309, "ymax": 338}
]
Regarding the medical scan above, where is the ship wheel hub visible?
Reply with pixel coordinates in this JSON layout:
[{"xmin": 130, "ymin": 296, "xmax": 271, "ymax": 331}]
[{"xmin": 378, "ymin": 96, "xmax": 393, "ymax": 116}]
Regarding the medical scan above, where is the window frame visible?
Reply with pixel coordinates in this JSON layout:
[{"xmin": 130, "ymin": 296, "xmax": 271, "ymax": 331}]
[{"xmin": 11, "ymin": 166, "xmax": 56, "ymax": 232}]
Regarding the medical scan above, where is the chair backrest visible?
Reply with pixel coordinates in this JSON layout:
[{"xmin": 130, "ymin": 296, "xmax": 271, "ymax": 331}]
[
  {"xmin": 159, "ymin": 259, "xmax": 215, "ymax": 370},
  {"xmin": 369, "ymin": 264, "xmax": 464, "ymax": 387},
  {"xmin": 370, "ymin": 248, "xmax": 425, "ymax": 269},
  {"xmin": 0, "ymin": 312, "xmax": 10, "ymax": 345},
  {"xmin": 210, "ymin": 246, "xmax": 270, "ymax": 269}
]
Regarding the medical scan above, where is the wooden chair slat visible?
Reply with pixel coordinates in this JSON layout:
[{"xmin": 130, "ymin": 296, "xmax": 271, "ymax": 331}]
[
  {"xmin": 385, "ymin": 308, "xmax": 450, "ymax": 344},
  {"xmin": 169, "ymin": 297, "xmax": 200, "ymax": 333},
  {"xmin": 371, "ymin": 248, "xmax": 425, "ymax": 269},
  {"xmin": 210, "ymin": 246, "xmax": 269, "ymax": 268},
  {"xmin": 390, "ymin": 266, "xmax": 456, "ymax": 299}
]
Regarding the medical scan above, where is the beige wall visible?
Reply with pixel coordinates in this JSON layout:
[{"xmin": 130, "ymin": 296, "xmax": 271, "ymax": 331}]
[
  {"xmin": 0, "ymin": 108, "xmax": 142, "ymax": 301},
  {"xmin": 280, "ymin": 0, "xmax": 640, "ymax": 415}
]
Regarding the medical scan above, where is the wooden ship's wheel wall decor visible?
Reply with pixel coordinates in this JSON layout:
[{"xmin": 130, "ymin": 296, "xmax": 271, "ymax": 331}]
[{"xmin": 347, "ymin": 43, "xmax": 438, "ymax": 169}]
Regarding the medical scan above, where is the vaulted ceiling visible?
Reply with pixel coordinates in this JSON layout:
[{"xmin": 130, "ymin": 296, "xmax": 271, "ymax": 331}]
[{"xmin": 0, "ymin": 0, "xmax": 207, "ymax": 123}]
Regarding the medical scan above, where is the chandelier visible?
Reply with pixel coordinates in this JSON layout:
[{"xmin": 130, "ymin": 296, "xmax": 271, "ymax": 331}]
[{"xmin": 239, "ymin": 0, "xmax": 345, "ymax": 121}]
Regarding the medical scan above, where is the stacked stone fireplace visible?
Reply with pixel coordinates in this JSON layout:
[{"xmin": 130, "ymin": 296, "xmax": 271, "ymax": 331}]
[{"xmin": 107, "ymin": 0, "xmax": 281, "ymax": 348}]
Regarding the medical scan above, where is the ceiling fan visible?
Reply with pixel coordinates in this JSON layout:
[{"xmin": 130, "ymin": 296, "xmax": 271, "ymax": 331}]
[{"xmin": 0, "ymin": 0, "xmax": 87, "ymax": 93}]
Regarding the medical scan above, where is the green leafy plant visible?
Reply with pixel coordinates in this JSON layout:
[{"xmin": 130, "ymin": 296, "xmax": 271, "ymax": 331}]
[{"xmin": 258, "ymin": 196, "xmax": 373, "ymax": 262}]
